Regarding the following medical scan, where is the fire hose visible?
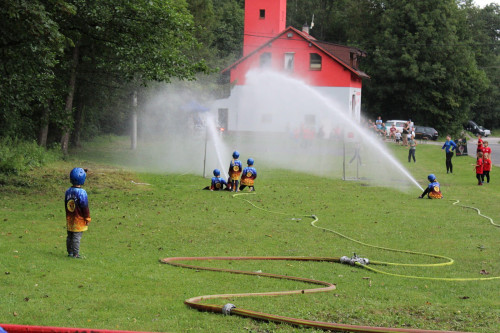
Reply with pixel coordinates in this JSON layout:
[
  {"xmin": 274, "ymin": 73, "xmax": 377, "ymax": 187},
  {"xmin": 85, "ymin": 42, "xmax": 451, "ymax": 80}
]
[{"xmin": 161, "ymin": 193, "xmax": 499, "ymax": 332}]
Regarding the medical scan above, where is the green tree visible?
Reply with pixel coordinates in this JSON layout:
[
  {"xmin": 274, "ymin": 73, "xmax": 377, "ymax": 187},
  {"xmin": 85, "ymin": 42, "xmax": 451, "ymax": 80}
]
[
  {"xmin": 346, "ymin": 0, "xmax": 487, "ymax": 133},
  {"xmin": 212, "ymin": 0, "xmax": 244, "ymax": 62},
  {"xmin": 466, "ymin": 3, "xmax": 500, "ymax": 129},
  {"xmin": 52, "ymin": 0, "xmax": 209, "ymax": 154},
  {"xmin": 0, "ymin": 0, "xmax": 209, "ymax": 154},
  {"xmin": 0, "ymin": 0, "xmax": 65, "ymax": 140}
]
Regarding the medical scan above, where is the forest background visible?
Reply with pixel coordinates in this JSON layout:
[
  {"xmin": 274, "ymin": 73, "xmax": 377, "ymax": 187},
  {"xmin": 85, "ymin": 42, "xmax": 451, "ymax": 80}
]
[{"xmin": 1, "ymin": 0, "xmax": 499, "ymax": 157}]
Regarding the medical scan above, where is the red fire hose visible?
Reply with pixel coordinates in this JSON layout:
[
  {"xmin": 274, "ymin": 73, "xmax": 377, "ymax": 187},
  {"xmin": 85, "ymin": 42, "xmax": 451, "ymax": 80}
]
[{"xmin": 0, "ymin": 324, "xmax": 156, "ymax": 333}]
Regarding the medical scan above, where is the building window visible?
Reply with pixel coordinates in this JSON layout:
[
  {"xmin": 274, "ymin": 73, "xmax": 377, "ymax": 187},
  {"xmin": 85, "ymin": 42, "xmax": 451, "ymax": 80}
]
[
  {"xmin": 259, "ymin": 9, "xmax": 265, "ymax": 19},
  {"xmin": 310, "ymin": 53, "xmax": 322, "ymax": 70},
  {"xmin": 284, "ymin": 53, "xmax": 294, "ymax": 71},
  {"xmin": 260, "ymin": 52, "xmax": 271, "ymax": 68}
]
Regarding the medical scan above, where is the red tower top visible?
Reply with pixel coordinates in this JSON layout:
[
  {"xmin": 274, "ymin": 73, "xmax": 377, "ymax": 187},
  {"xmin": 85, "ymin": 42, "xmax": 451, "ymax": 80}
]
[{"xmin": 243, "ymin": 0, "xmax": 287, "ymax": 56}]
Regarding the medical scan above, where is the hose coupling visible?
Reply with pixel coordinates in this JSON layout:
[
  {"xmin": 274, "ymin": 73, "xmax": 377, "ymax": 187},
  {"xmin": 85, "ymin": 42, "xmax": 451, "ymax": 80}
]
[
  {"xmin": 340, "ymin": 253, "xmax": 369, "ymax": 266},
  {"xmin": 222, "ymin": 303, "xmax": 236, "ymax": 315}
]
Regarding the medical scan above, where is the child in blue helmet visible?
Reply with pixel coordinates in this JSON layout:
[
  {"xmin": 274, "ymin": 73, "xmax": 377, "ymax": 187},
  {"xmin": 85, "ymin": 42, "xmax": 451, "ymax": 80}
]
[
  {"xmin": 239, "ymin": 158, "xmax": 257, "ymax": 192},
  {"xmin": 203, "ymin": 169, "xmax": 227, "ymax": 191},
  {"xmin": 65, "ymin": 168, "xmax": 91, "ymax": 258},
  {"xmin": 228, "ymin": 151, "xmax": 242, "ymax": 192},
  {"xmin": 418, "ymin": 174, "xmax": 443, "ymax": 199}
]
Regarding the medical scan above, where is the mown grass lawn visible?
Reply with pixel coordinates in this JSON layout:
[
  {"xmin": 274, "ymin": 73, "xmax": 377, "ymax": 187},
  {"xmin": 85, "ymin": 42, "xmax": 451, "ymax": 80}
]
[{"xmin": 1, "ymin": 136, "xmax": 499, "ymax": 333}]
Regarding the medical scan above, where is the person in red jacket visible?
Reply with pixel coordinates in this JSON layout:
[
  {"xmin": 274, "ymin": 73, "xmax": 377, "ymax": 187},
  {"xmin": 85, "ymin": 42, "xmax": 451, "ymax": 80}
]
[
  {"xmin": 476, "ymin": 135, "xmax": 483, "ymax": 153},
  {"xmin": 473, "ymin": 152, "xmax": 484, "ymax": 185},
  {"xmin": 481, "ymin": 140, "xmax": 492, "ymax": 157},
  {"xmin": 482, "ymin": 153, "xmax": 492, "ymax": 184}
]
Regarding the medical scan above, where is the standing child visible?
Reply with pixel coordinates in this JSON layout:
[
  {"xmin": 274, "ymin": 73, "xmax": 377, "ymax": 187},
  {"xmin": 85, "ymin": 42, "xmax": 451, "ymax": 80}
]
[
  {"xmin": 482, "ymin": 141, "xmax": 492, "ymax": 158},
  {"xmin": 482, "ymin": 153, "xmax": 492, "ymax": 184},
  {"xmin": 395, "ymin": 130, "xmax": 401, "ymax": 145},
  {"xmin": 239, "ymin": 158, "xmax": 257, "ymax": 192},
  {"xmin": 65, "ymin": 168, "xmax": 91, "ymax": 258},
  {"xmin": 228, "ymin": 150, "xmax": 242, "ymax": 192},
  {"xmin": 476, "ymin": 135, "xmax": 483, "ymax": 153},
  {"xmin": 408, "ymin": 135, "xmax": 417, "ymax": 162},
  {"xmin": 473, "ymin": 151, "xmax": 484, "ymax": 185}
]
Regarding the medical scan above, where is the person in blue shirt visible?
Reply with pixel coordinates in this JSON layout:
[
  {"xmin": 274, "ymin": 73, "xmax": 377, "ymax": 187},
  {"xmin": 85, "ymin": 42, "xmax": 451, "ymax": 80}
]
[
  {"xmin": 418, "ymin": 174, "xmax": 443, "ymax": 199},
  {"xmin": 228, "ymin": 151, "xmax": 242, "ymax": 192},
  {"xmin": 239, "ymin": 158, "xmax": 258, "ymax": 192},
  {"xmin": 441, "ymin": 135, "xmax": 457, "ymax": 174},
  {"xmin": 203, "ymin": 169, "xmax": 227, "ymax": 191}
]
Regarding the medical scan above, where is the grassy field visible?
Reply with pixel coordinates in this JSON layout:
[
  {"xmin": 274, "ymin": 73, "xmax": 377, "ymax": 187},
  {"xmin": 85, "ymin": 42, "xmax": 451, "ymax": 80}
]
[{"xmin": 1, "ymin": 136, "xmax": 499, "ymax": 333}]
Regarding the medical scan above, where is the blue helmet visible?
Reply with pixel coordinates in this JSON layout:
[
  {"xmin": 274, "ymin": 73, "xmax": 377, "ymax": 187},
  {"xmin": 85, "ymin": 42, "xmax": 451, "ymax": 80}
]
[
  {"xmin": 213, "ymin": 169, "xmax": 220, "ymax": 176},
  {"xmin": 70, "ymin": 167, "xmax": 86, "ymax": 185},
  {"xmin": 232, "ymin": 151, "xmax": 240, "ymax": 159},
  {"xmin": 428, "ymin": 174, "xmax": 436, "ymax": 182},
  {"xmin": 247, "ymin": 158, "xmax": 254, "ymax": 165}
]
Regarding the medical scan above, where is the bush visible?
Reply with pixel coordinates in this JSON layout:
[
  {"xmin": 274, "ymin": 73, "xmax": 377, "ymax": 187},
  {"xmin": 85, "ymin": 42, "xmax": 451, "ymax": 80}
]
[{"xmin": 0, "ymin": 138, "xmax": 62, "ymax": 174}]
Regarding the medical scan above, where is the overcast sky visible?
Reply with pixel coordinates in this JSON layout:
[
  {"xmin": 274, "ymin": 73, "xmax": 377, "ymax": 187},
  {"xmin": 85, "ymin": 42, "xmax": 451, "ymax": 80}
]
[{"xmin": 473, "ymin": 0, "xmax": 499, "ymax": 7}]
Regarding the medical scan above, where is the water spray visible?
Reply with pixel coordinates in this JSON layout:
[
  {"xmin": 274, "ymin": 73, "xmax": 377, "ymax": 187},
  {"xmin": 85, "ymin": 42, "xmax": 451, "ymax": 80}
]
[
  {"xmin": 203, "ymin": 115, "xmax": 229, "ymax": 180},
  {"xmin": 238, "ymin": 70, "xmax": 424, "ymax": 191}
]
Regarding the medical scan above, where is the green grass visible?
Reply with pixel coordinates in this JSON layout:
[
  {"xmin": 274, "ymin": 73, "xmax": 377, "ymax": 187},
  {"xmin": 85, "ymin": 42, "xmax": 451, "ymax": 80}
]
[{"xmin": 1, "ymin": 136, "xmax": 499, "ymax": 333}]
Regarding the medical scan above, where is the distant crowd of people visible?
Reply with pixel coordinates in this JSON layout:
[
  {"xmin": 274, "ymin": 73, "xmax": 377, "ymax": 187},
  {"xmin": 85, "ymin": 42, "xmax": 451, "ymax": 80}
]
[
  {"xmin": 366, "ymin": 117, "xmax": 417, "ymax": 146},
  {"xmin": 366, "ymin": 117, "xmax": 418, "ymax": 162},
  {"xmin": 367, "ymin": 116, "xmax": 494, "ymax": 192}
]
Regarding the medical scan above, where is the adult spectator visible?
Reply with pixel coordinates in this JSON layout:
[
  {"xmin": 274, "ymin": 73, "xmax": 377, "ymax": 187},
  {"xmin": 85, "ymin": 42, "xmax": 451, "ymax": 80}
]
[
  {"xmin": 379, "ymin": 123, "xmax": 387, "ymax": 137},
  {"xmin": 442, "ymin": 135, "xmax": 457, "ymax": 174},
  {"xmin": 402, "ymin": 121, "xmax": 410, "ymax": 146}
]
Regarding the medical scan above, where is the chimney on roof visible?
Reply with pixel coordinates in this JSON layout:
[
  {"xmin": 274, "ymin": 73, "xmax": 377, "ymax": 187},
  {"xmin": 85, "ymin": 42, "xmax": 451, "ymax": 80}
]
[{"xmin": 302, "ymin": 22, "xmax": 309, "ymax": 34}]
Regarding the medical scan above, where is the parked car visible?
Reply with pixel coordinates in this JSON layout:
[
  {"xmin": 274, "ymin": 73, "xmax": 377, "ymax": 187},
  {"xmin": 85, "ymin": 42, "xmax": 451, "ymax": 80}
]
[
  {"xmin": 464, "ymin": 120, "xmax": 486, "ymax": 137},
  {"xmin": 414, "ymin": 126, "xmax": 438, "ymax": 141},
  {"xmin": 479, "ymin": 126, "xmax": 490, "ymax": 137}
]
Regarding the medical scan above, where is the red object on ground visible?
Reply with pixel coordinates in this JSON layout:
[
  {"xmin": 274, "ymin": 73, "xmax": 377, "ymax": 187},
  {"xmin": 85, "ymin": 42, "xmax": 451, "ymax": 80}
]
[{"xmin": 0, "ymin": 324, "xmax": 161, "ymax": 333}]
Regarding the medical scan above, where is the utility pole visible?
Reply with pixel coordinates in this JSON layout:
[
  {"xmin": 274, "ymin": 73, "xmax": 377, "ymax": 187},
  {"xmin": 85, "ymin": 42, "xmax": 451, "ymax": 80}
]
[{"xmin": 131, "ymin": 91, "xmax": 137, "ymax": 150}]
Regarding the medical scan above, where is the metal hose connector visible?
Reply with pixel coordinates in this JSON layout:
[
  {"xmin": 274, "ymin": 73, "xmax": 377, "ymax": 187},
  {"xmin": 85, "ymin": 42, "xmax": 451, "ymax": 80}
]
[{"xmin": 222, "ymin": 303, "xmax": 236, "ymax": 315}]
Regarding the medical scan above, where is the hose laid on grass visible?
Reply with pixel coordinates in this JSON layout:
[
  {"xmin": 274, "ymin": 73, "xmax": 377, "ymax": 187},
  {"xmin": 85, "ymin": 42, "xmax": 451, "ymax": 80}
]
[
  {"xmin": 451, "ymin": 199, "xmax": 500, "ymax": 227},
  {"xmin": 237, "ymin": 193, "xmax": 499, "ymax": 281},
  {"xmin": 309, "ymin": 214, "xmax": 499, "ymax": 281},
  {"xmin": 161, "ymin": 193, "xmax": 498, "ymax": 332},
  {"xmin": 161, "ymin": 256, "xmax": 469, "ymax": 333}
]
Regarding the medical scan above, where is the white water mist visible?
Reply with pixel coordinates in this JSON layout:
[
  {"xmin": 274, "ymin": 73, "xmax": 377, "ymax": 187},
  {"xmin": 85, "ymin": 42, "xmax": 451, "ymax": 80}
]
[{"xmin": 218, "ymin": 69, "xmax": 423, "ymax": 191}]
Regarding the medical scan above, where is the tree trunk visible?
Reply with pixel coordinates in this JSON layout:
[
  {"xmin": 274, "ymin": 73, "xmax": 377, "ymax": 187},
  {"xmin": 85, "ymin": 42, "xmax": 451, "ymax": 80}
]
[
  {"xmin": 61, "ymin": 45, "xmax": 79, "ymax": 155},
  {"xmin": 38, "ymin": 105, "xmax": 50, "ymax": 147},
  {"xmin": 73, "ymin": 95, "xmax": 85, "ymax": 148}
]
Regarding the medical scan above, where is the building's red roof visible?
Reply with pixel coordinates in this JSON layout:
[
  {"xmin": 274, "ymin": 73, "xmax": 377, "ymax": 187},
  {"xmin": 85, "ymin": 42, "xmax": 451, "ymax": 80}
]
[{"xmin": 222, "ymin": 26, "xmax": 369, "ymax": 79}]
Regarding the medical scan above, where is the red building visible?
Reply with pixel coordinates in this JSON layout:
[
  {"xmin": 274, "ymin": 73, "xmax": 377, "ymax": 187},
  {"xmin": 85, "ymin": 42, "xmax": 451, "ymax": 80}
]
[{"xmin": 214, "ymin": 0, "xmax": 369, "ymax": 133}]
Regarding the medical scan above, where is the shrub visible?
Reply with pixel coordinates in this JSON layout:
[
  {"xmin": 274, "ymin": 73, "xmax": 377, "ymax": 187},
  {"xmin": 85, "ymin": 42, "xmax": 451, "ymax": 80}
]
[{"xmin": 0, "ymin": 138, "xmax": 62, "ymax": 174}]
